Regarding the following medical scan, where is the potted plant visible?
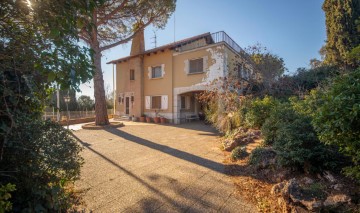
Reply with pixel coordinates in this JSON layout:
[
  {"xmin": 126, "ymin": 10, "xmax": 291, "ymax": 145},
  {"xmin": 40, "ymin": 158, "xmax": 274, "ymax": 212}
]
[
  {"xmin": 146, "ymin": 117, "xmax": 152, "ymax": 123},
  {"xmin": 131, "ymin": 115, "xmax": 138, "ymax": 122},
  {"xmin": 153, "ymin": 110, "xmax": 160, "ymax": 123},
  {"xmin": 153, "ymin": 116, "xmax": 160, "ymax": 123},
  {"xmin": 139, "ymin": 114, "xmax": 146, "ymax": 122},
  {"xmin": 160, "ymin": 116, "xmax": 167, "ymax": 124}
]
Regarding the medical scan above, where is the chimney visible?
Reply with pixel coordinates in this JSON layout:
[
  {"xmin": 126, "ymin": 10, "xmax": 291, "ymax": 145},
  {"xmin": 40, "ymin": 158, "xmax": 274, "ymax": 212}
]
[{"xmin": 130, "ymin": 29, "xmax": 145, "ymax": 56}]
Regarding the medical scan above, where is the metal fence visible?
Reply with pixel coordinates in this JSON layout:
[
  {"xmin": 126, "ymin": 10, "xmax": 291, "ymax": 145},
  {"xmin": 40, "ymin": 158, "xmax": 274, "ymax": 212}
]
[
  {"xmin": 43, "ymin": 109, "xmax": 113, "ymax": 121},
  {"xmin": 210, "ymin": 31, "xmax": 244, "ymax": 53}
]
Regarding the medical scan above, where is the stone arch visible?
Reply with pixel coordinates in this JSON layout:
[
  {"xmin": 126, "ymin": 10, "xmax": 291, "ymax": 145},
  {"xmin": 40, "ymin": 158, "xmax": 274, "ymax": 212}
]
[{"xmin": 173, "ymin": 84, "xmax": 208, "ymax": 124}]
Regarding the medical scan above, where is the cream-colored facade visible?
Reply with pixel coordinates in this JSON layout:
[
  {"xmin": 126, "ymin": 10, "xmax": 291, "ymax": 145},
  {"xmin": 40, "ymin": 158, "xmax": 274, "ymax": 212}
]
[{"xmin": 108, "ymin": 31, "xmax": 253, "ymax": 124}]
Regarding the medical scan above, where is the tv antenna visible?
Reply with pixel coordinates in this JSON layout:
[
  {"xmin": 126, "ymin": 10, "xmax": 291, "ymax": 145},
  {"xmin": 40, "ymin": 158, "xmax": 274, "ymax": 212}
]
[
  {"xmin": 151, "ymin": 30, "xmax": 157, "ymax": 48},
  {"xmin": 173, "ymin": 12, "xmax": 176, "ymax": 42}
]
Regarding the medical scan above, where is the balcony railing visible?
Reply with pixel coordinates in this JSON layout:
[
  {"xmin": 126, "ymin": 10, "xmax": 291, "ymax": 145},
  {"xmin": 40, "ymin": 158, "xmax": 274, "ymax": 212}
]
[
  {"xmin": 177, "ymin": 31, "xmax": 244, "ymax": 54},
  {"xmin": 209, "ymin": 31, "xmax": 244, "ymax": 53}
]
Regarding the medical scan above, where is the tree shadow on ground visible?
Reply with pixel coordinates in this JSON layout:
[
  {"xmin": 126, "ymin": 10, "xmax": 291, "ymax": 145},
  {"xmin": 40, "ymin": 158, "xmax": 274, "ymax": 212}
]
[
  {"xmin": 126, "ymin": 120, "xmax": 221, "ymax": 136},
  {"xmin": 103, "ymin": 127, "xmax": 225, "ymax": 173},
  {"xmin": 70, "ymin": 132, "xmax": 235, "ymax": 212}
]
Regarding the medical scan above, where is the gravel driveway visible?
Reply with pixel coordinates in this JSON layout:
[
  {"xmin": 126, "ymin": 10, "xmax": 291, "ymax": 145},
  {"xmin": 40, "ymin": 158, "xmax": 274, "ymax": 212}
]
[{"xmin": 73, "ymin": 121, "xmax": 256, "ymax": 212}]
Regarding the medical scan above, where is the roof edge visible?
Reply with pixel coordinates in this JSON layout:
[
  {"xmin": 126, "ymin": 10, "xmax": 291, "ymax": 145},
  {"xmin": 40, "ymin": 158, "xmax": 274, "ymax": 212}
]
[{"xmin": 107, "ymin": 32, "xmax": 211, "ymax": 64}]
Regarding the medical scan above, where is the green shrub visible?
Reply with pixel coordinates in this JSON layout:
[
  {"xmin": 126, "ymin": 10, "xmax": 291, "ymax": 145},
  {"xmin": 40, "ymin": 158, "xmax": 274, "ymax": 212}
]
[
  {"xmin": 261, "ymin": 103, "xmax": 296, "ymax": 146},
  {"xmin": 0, "ymin": 183, "xmax": 16, "ymax": 212},
  {"xmin": 249, "ymin": 147, "xmax": 276, "ymax": 166},
  {"xmin": 230, "ymin": 146, "xmax": 247, "ymax": 161},
  {"xmin": 1, "ymin": 116, "xmax": 83, "ymax": 211},
  {"xmin": 313, "ymin": 68, "xmax": 360, "ymax": 180},
  {"xmin": 245, "ymin": 96, "xmax": 278, "ymax": 129},
  {"xmin": 262, "ymin": 103, "xmax": 343, "ymax": 172}
]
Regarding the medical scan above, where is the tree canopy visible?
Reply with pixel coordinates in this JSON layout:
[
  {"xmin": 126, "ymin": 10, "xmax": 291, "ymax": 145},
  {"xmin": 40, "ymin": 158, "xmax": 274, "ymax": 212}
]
[
  {"xmin": 322, "ymin": 0, "xmax": 360, "ymax": 68},
  {"xmin": 78, "ymin": 95, "xmax": 95, "ymax": 111},
  {"xmin": 245, "ymin": 44, "xmax": 287, "ymax": 93},
  {"xmin": 1, "ymin": 0, "xmax": 94, "ymax": 152}
]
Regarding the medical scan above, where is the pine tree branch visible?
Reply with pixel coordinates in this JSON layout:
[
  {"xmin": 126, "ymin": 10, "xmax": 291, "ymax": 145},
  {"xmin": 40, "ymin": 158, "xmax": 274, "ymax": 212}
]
[
  {"xmin": 96, "ymin": 0, "xmax": 129, "ymax": 26},
  {"xmin": 99, "ymin": 17, "xmax": 155, "ymax": 51}
]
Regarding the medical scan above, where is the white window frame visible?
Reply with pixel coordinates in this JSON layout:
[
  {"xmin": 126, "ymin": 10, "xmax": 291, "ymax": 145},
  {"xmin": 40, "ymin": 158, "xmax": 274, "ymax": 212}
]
[
  {"xmin": 151, "ymin": 66, "xmax": 162, "ymax": 79},
  {"xmin": 185, "ymin": 56, "xmax": 208, "ymax": 75},
  {"xmin": 189, "ymin": 58, "xmax": 204, "ymax": 74},
  {"xmin": 145, "ymin": 95, "xmax": 168, "ymax": 110}
]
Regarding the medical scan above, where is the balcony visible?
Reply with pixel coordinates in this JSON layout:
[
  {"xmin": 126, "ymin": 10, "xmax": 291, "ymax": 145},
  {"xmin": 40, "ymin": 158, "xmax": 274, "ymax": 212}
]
[{"xmin": 177, "ymin": 31, "xmax": 244, "ymax": 54}]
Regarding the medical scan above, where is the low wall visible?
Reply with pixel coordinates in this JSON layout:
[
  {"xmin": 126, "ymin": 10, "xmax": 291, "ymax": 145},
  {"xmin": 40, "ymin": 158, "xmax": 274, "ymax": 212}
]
[{"xmin": 59, "ymin": 115, "xmax": 114, "ymax": 126}]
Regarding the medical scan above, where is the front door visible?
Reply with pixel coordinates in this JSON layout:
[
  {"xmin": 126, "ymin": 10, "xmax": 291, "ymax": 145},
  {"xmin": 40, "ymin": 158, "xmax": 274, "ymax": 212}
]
[{"xmin": 125, "ymin": 97, "xmax": 130, "ymax": 115}]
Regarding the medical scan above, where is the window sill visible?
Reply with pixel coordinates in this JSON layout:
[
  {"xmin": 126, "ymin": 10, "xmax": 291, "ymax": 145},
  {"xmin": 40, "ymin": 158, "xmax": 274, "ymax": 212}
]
[
  {"xmin": 150, "ymin": 77, "xmax": 163, "ymax": 80},
  {"xmin": 187, "ymin": 71, "xmax": 204, "ymax": 75}
]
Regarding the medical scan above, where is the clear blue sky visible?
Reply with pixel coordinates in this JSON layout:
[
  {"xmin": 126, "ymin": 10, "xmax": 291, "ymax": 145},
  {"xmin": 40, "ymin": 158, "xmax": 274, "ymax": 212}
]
[{"xmin": 79, "ymin": 0, "xmax": 326, "ymax": 98}]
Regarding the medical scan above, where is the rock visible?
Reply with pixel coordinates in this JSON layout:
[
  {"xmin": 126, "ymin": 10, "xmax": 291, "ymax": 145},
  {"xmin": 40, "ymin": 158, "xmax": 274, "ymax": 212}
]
[
  {"xmin": 281, "ymin": 179, "xmax": 298, "ymax": 201},
  {"xmin": 271, "ymin": 182, "xmax": 285, "ymax": 195},
  {"xmin": 299, "ymin": 200, "xmax": 322, "ymax": 211},
  {"xmin": 302, "ymin": 177, "xmax": 314, "ymax": 185},
  {"xmin": 324, "ymin": 171, "xmax": 336, "ymax": 183},
  {"xmin": 273, "ymin": 169, "xmax": 291, "ymax": 182},
  {"xmin": 323, "ymin": 194, "xmax": 351, "ymax": 207},
  {"xmin": 247, "ymin": 130, "xmax": 261, "ymax": 140},
  {"xmin": 332, "ymin": 184, "xmax": 343, "ymax": 191},
  {"xmin": 239, "ymin": 136, "xmax": 253, "ymax": 144},
  {"xmin": 222, "ymin": 139, "xmax": 238, "ymax": 151},
  {"xmin": 282, "ymin": 178, "xmax": 323, "ymax": 211},
  {"xmin": 291, "ymin": 206, "xmax": 308, "ymax": 213},
  {"xmin": 278, "ymin": 197, "xmax": 291, "ymax": 212}
]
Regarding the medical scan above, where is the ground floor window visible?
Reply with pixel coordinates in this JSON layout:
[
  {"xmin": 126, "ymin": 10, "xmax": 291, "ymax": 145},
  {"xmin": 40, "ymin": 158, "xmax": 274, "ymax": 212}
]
[
  {"xmin": 151, "ymin": 96, "xmax": 161, "ymax": 109},
  {"xmin": 181, "ymin": 96, "xmax": 186, "ymax": 109}
]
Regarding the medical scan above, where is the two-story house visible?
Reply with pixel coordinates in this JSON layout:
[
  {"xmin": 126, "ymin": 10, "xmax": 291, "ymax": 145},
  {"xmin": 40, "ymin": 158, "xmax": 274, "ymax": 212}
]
[{"xmin": 107, "ymin": 31, "xmax": 254, "ymax": 124}]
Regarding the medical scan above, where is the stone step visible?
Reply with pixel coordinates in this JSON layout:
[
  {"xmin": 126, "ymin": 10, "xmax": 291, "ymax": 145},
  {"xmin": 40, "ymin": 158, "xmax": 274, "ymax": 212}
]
[{"xmin": 113, "ymin": 115, "xmax": 131, "ymax": 121}]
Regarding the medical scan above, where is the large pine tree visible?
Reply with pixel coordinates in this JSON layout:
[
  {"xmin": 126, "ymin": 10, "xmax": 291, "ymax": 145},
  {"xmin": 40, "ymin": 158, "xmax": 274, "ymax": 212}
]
[
  {"xmin": 78, "ymin": 0, "xmax": 176, "ymax": 125},
  {"xmin": 322, "ymin": 0, "xmax": 360, "ymax": 68}
]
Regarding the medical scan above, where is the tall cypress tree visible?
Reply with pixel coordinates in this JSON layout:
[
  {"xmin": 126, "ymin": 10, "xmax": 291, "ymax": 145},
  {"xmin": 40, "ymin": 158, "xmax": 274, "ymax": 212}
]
[{"xmin": 322, "ymin": 0, "xmax": 360, "ymax": 68}]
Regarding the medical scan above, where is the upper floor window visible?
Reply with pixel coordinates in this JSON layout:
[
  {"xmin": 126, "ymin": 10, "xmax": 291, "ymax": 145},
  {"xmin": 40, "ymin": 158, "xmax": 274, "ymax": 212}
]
[
  {"xmin": 152, "ymin": 66, "xmax": 162, "ymax": 78},
  {"xmin": 189, "ymin": 58, "xmax": 203, "ymax": 74},
  {"xmin": 130, "ymin": 69, "xmax": 135, "ymax": 80}
]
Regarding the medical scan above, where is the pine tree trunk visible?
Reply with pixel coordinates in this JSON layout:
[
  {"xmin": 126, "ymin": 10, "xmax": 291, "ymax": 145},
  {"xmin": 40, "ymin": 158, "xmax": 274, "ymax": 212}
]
[{"xmin": 93, "ymin": 47, "xmax": 109, "ymax": 125}]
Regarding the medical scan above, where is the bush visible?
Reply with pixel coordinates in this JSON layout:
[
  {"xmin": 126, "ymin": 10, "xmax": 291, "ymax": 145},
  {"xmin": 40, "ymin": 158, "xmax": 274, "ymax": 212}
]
[
  {"xmin": 1, "ymin": 116, "xmax": 83, "ymax": 211},
  {"xmin": 204, "ymin": 97, "xmax": 250, "ymax": 134},
  {"xmin": 261, "ymin": 103, "xmax": 296, "ymax": 146},
  {"xmin": 313, "ymin": 68, "xmax": 360, "ymax": 180},
  {"xmin": 262, "ymin": 102, "xmax": 343, "ymax": 173},
  {"xmin": 230, "ymin": 146, "xmax": 247, "ymax": 161},
  {"xmin": 245, "ymin": 96, "xmax": 278, "ymax": 129},
  {"xmin": 0, "ymin": 183, "xmax": 16, "ymax": 212},
  {"xmin": 249, "ymin": 147, "xmax": 276, "ymax": 166}
]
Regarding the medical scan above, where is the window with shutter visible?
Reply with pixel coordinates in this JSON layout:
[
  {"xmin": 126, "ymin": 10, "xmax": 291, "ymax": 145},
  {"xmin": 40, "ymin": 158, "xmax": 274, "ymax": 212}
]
[
  {"xmin": 151, "ymin": 66, "xmax": 162, "ymax": 78},
  {"xmin": 151, "ymin": 96, "xmax": 161, "ymax": 109},
  {"xmin": 145, "ymin": 96, "xmax": 150, "ymax": 109},
  {"xmin": 161, "ymin": 95, "xmax": 168, "ymax": 110},
  {"xmin": 189, "ymin": 58, "xmax": 204, "ymax": 74}
]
